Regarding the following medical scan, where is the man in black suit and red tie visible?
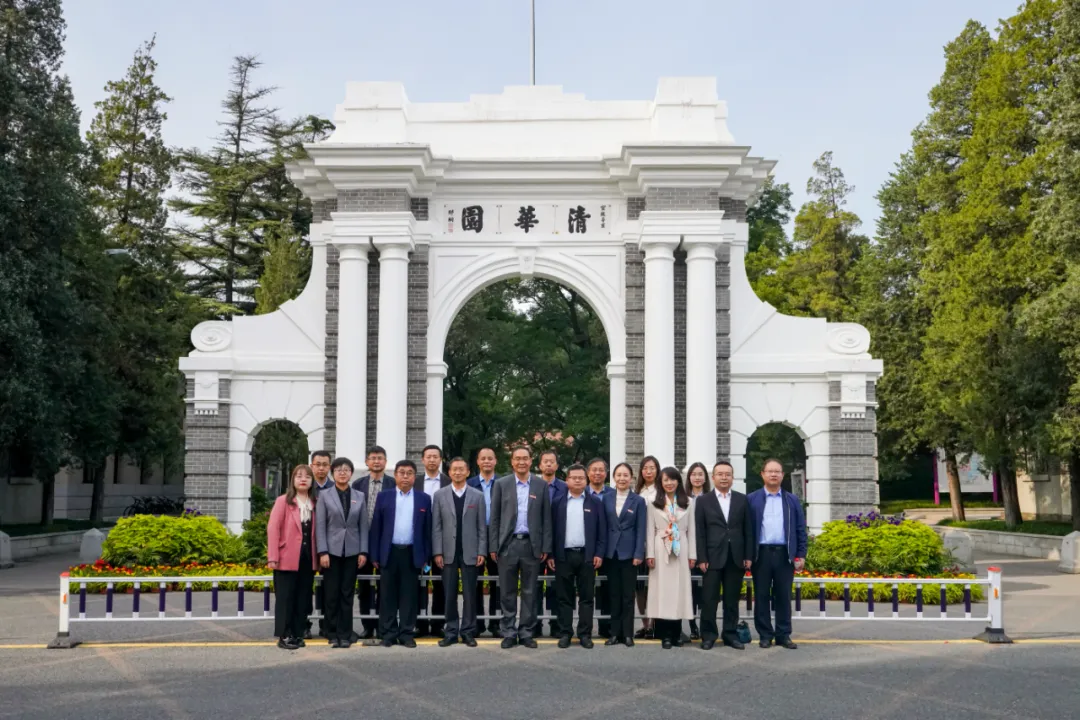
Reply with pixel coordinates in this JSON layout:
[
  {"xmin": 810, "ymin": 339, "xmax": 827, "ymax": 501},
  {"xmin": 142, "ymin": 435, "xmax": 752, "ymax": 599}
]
[{"xmin": 694, "ymin": 460, "xmax": 754, "ymax": 650}]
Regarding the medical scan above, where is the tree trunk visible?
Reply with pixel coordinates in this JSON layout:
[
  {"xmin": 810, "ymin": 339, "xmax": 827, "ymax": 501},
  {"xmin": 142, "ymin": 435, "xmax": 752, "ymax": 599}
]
[
  {"xmin": 996, "ymin": 456, "xmax": 1022, "ymax": 530},
  {"xmin": 89, "ymin": 461, "xmax": 106, "ymax": 525},
  {"xmin": 39, "ymin": 470, "xmax": 55, "ymax": 526},
  {"xmin": 1069, "ymin": 450, "xmax": 1080, "ymax": 533},
  {"xmin": 944, "ymin": 452, "xmax": 966, "ymax": 522}
]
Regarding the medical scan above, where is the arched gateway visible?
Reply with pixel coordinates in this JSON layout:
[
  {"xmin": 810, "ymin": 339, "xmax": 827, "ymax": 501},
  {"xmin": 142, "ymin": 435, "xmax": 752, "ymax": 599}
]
[{"xmin": 180, "ymin": 78, "xmax": 882, "ymax": 533}]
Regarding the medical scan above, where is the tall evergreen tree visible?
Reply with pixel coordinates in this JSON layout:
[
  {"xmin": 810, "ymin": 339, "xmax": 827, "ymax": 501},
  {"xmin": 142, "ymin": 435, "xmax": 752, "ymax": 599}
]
[
  {"xmin": 84, "ymin": 37, "xmax": 192, "ymax": 518},
  {"xmin": 920, "ymin": 0, "xmax": 1061, "ymax": 528},
  {"xmin": 744, "ymin": 178, "xmax": 795, "ymax": 289},
  {"xmin": 254, "ymin": 221, "xmax": 309, "ymax": 314}
]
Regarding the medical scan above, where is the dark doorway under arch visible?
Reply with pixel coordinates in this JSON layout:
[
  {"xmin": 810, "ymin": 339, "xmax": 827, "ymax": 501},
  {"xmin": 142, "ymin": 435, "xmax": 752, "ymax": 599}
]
[{"xmin": 745, "ymin": 423, "xmax": 807, "ymax": 494}]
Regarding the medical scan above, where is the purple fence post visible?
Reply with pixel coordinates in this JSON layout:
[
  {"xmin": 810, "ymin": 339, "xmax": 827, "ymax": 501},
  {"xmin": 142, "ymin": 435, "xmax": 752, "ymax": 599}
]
[
  {"xmin": 963, "ymin": 585, "xmax": 972, "ymax": 619},
  {"xmin": 867, "ymin": 582, "xmax": 875, "ymax": 617},
  {"xmin": 105, "ymin": 583, "xmax": 114, "ymax": 619},
  {"xmin": 211, "ymin": 581, "xmax": 219, "ymax": 618},
  {"xmin": 818, "ymin": 584, "xmax": 826, "ymax": 617},
  {"xmin": 915, "ymin": 584, "xmax": 924, "ymax": 619},
  {"xmin": 132, "ymin": 584, "xmax": 141, "ymax": 616},
  {"xmin": 891, "ymin": 584, "xmax": 899, "ymax": 618},
  {"xmin": 746, "ymin": 580, "xmax": 753, "ymax": 612},
  {"xmin": 842, "ymin": 584, "xmax": 850, "ymax": 617},
  {"xmin": 263, "ymin": 581, "xmax": 271, "ymax": 617},
  {"xmin": 237, "ymin": 581, "xmax": 245, "ymax": 616},
  {"xmin": 185, "ymin": 582, "xmax": 193, "ymax": 618},
  {"xmin": 939, "ymin": 586, "xmax": 947, "ymax": 615},
  {"xmin": 794, "ymin": 582, "xmax": 802, "ymax": 615},
  {"xmin": 158, "ymin": 582, "xmax": 167, "ymax": 618},
  {"xmin": 78, "ymin": 583, "xmax": 86, "ymax": 619}
]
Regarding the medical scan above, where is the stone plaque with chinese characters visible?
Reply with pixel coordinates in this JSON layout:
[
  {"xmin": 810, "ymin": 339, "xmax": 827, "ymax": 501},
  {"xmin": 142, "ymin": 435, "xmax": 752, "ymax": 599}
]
[{"xmin": 442, "ymin": 202, "xmax": 613, "ymax": 235}]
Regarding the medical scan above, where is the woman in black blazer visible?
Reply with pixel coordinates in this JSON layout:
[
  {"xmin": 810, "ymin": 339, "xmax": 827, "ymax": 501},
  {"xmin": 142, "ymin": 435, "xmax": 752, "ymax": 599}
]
[
  {"xmin": 685, "ymin": 462, "xmax": 711, "ymax": 640},
  {"xmin": 603, "ymin": 463, "xmax": 647, "ymax": 646}
]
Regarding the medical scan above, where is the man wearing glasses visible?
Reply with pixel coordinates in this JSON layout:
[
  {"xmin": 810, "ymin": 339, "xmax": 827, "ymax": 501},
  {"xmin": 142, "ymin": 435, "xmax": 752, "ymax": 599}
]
[{"xmin": 746, "ymin": 458, "xmax": 807, "ymax": 650}]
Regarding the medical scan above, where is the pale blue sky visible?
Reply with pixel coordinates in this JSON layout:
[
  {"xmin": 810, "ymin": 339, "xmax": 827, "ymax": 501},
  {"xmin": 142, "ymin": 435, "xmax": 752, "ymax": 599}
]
[{"xmin": 62, "ymin": 0, "xmax": 1021, "ymax": 232}]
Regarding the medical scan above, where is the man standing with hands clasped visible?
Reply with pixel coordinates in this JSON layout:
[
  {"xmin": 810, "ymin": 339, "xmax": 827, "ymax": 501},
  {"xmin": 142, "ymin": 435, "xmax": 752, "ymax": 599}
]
[
  {"xmin": 490, "ymin": 445, "xmax": 552, "ymax": 649},
  {"xmin": 746, "ymin": 458, "xmax": 807, "ymax": 650},
  {"xmin": 549, "ymin": 463, "xmax": 606, "ymax": 648},
  {"xmin": 695, "ymin": 461, "xmax": 754, "ymax": 650},
  {"xmin": 433, "ymin": 457, "xmax": 487, "ymax": 647}
]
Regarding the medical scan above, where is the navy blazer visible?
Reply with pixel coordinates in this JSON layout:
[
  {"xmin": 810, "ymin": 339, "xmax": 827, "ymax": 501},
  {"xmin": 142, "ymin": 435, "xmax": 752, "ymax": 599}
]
[
  {"xmin": 551, "ymin": 491, "xmax": 607, "ymax": 563},
  {"xmin": 543, "ymin": 477, "xmax": 567, "ymax": 505},
  {"xmin": 746, "ymin": 488, "xmax": 808, "ymax": 563},
  {"xmin": 367, "ymin": 487, "xmax": 432, "ymax": 570},
  {"xmin": 603, "ymin": 491, "xmax": 647, "ymax": 562}
]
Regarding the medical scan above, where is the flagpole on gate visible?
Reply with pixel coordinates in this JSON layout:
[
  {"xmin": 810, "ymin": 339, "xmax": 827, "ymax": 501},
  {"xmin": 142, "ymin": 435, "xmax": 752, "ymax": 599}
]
[{"xmin": 530, "ymin": 0, "xmax": 536, "ymax": 85}]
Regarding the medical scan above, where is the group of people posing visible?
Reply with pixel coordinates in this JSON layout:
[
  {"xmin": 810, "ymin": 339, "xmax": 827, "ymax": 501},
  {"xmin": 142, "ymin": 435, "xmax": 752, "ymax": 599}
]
[{"xmin": 266, "ymin": 444, "xmax": 808, "ymax": 652}]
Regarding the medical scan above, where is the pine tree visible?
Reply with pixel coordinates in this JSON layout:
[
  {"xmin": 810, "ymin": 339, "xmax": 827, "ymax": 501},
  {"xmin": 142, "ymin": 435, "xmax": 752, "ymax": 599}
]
[
  {"xmin": 744, "ymin": 178, "xmax": 794, "ymax": 289},
  {"xmin": 84, "ymin": 37, "xmax": 194, "ymax": 519},
  {"xmin": 255, "ymin": 222, "xmax": 309, "ymax": 314}
]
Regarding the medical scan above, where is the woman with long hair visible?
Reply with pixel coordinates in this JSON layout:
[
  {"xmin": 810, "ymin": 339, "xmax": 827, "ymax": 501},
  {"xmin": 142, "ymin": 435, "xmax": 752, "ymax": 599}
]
[
  {"xmin": 645, "ymin": 466, "xmax": 697, "ymax": 649},
  {"xmin": 633, "ymin": 455, "xmax": 661, "ymax": 639},
  {"xmin": 685, "ymin": 461, "xmax": 710, "ymax": 640},
  {"xmin": 267, "ymin": 464, "xmax": 318, "ymax": 650},
  {"xmin": 602, "ymin": 462, "xmax": 646, "ymax": 646}
]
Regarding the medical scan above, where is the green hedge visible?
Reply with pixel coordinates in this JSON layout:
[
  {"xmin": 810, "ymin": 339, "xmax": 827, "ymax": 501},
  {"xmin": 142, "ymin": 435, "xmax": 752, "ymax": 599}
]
[
  {"xmin": 102, "ymin": 514, "xmax": 245, "ymax": 567},
  {"xmin": 70, "ymin": 561, "xmax": 270, "ymax": 593},
  {"xmin": 938, "ymin": 518, "xmax": 1074, "ymax": 536},
  {"xmin": 240, "ymin": 510, "xmax": 270, "ymax": 564},
  {"xmin": 807, "ymin": 516, "xmax": 954, "ymax": 576}
]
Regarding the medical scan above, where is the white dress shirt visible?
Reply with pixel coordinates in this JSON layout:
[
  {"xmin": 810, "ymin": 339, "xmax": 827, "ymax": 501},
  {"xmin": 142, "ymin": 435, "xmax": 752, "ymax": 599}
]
[
  {"xmin": 423, "ymin": 475, "xmax": 441, "ymax": 497},
  {"xmin": 452, "ymin": 484, "xmax": 467, "ymax": 498},
  {"xmin": 615, "ymin": 490, "xmax": 629, "ymax": 516},
  {"xmin": 714, "ymin": 488, "xmax": 732, "ymax": 520},
  {"xmin": 564, "ymin": 492, "xmax": 586, "ymax": 548}
]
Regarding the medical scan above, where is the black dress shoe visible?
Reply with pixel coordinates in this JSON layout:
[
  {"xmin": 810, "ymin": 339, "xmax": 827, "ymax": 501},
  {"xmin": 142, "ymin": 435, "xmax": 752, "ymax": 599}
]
[
  {"xmin": 624, "ymin": 638, "xmax": 635, "ymax": 647},
  {"xmin": 645, "ymin": 627, "xmax": 655, "ymax": 640},
  {"xmin": 776, "ymin": 637, "xmax": 798, "ymax": 649},
  {"xmin": 633, "ymin": 628, "xmax": 648, "ymax": 639},
  {"xmin": 303, "ymin": 628, "xmax": 313, "ymax": 640},
  {"xmin": 700, "ymin": 639, "xmax": 715, "ymax": 650},
  {"xmin": 400, "ymin": 638, "xmax": 418, "ymax": 649},
  {"xmin": 557, "ymin": 635, "xmax": 571, "ymax": 649},
  {"xmin": 350, "ymin": 631, "xmax": 361, "ymax": 643},
  {"xmin": 501, "ymin": 637, "xmax": 517, "ymax": 649},
  {"xmin": 492, "ymin": 630, "xmax": 504, "ymax": 639},
  {"xmin": 759, "ymin": 638, "xmax": 772, "ymax": 649},
  {"xmin": 579, "ymin": 636, "xmax": 594, "ymax": 649},
  {"xmin": 689, "ymin": 621, "xmax": 700, "ymax": 640},
  {"xmin": 521, "ymin": 637, "xmax": 538, "ymax": 649},
  {"xmin": 438, "ymin": 636, "xmax": 458, "ymax": 647},
  {"xmin": 723, "ymin": 639, "xmax": 745, "ymax": 650},
  {"xmin": 604, "ymin": 637, "xmax": 621, "ymax": 646},
  {"xmin": 358, "ymin": 627, "xmax": 375, "ymax": 640},
  {"xmin": 380, "ymin": 638, "xmax": 395, "ymax": 648},
  {"xmin": 339, "ymin": 639, "xmax": 352, "ymax": 649},
  {"xmin": 329, "ymin": 638, "xmax": 341, "ymax": 648},
  {"xmin": 295, "ymin": 638, "xmax": 306, "ymax": 648},
  {"xmin": 661, "ymin": 637, "xmax": 673, "ymax": 649},
  {"xmin": 463, "ymin": 636, "xmax": 478, "ymax": 647},
  {"xmin": 277, "ymin": 637, "xmax": 299, "ymax": 650},
  {"xmin": 678, "ymin": 632, "xmax": 690, "ymax": 646}
]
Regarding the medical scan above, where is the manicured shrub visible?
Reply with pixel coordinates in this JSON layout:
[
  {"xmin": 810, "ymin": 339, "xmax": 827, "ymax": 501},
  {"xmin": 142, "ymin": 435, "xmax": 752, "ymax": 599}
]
[
  {"xmin": 240, "ymin": 510, "xmax": 270, "ymax": 564},
  {"xmin": 806, "ymin": 515, "xmax": 954, "ymax": 576},
  {"xmin": 101, "ymin": 514, "xmax": 245, "ymax": 567}
]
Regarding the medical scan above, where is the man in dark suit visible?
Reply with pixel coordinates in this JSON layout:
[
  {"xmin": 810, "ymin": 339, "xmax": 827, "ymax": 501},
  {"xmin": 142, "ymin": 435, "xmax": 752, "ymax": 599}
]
[
  {"xmin": 367, "ymin": 459, "xmax": 432, "ymax": 648},
  {"xmin": 695, "ymin": 460, "xmax": 754, "ymax": 650},
  {"xmin": 585, "ymin": 457, "xmax": 614, "ymax": 638},
  {"xmin": 467, "ymin": 447, "xmax": 500, "ymax": 637},
  {"xmin": 533, "ymin": 449, "xmax": 565, "ymax": 637},
  {"xmin": 549, "ymin": 464, "xmax": 606, "ymax": 648},
  {"xmin": 746, "ymin": 458, "xmax": 808, "ymax": 650},
  {"xmin": 490, "ymin": 445, "xmax": 552, "ymax": 648},
  {"xmin": 418, "ymin": 444, "xmax": 451, "ymax": 637},
  {"xmin": 351, "ymin": 445, "xmax": 388, "ymax": 639}
]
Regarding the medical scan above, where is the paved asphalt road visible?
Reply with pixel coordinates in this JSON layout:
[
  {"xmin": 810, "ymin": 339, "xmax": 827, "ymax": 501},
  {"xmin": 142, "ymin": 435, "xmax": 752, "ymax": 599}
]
[{"xmin": 1, "ymin": 550, "xmax": 1078, "ymax": 719}]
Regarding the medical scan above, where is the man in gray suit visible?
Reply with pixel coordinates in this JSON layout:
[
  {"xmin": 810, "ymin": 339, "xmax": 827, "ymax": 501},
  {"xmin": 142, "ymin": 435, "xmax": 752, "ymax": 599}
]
[
  {"xmin": 489, "ymin": 445, "xmax": 553, "ymax": 649},
  {"xmin": 433, "ymin": 457, "xmax": 487, "ymax": 647}
]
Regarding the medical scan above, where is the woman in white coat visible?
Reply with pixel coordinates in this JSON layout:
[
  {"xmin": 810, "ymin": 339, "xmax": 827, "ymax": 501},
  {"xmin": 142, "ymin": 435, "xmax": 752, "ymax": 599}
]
[{"xmin": 645, "ymin": 466, "xmax": 697, "ymax": 649}]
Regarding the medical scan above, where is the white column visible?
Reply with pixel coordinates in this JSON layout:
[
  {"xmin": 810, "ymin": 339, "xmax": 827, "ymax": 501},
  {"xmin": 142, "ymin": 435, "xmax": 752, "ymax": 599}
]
[
  {"xmin": 335, "ymin": 243, "xmax": 369, "ymax": 460},
  {"xmin": 607, "ymin": 360, "xmax": 627, "ymax": 467},
  {"xmin": 640, "ymin": 235, "xmax": 679, "ymax": 467},
  {"xmin": 426, "ymin": 361, "xmax": 447, "ymax": 446},
  {"xmin": 684, "ymin": 238, "xmax": 720, "ymax": 466},
  {"xmin": 227, "ymin": 428, "xmax": 253, "ymax": 534},
  {"xmin": 374, "ymin": 238, "xmax": 413, "ymax": 463}
]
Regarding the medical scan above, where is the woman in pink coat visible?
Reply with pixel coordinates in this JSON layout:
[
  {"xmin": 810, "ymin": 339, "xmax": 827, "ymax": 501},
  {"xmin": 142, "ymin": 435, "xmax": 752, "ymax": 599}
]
[{"xmin": 268, "ymin": 465, "xmax": 318, "ymax": 650}]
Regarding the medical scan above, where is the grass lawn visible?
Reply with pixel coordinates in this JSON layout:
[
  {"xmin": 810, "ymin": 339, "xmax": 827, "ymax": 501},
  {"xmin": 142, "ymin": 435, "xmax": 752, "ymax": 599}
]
[
  {"xmin": 0, "ymin": 519, "xmax": 114, "ymax": 537},
  {"xmin": 938, "ymin": 518, "xmax": 1075, "ymax": 536},
  {"xmin": 880, "ymin": 499, "xmax": 1003, "ymax": 514}
]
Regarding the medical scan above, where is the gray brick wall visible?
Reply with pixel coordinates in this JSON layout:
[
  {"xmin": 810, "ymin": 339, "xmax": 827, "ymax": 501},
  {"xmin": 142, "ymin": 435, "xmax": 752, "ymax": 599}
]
[
  {"xmin": 718, "ymin": 197, "xmax": 747, "ymax": 222},
  {"xmin": 405, "ymin": 246, "xmax": 430, "ymax": 461},
  {"xmin": 627, "ymin": 197, "xmax": 646, "ymax": 220},
  {"xmin": 323, "ymin": 244, "xmax": 339, "ymax": 455},
  {"xmin": 645, "ymin": 187, "xmax": 719, "ymax": 211},
  {"xmin": 311, "ymin": 198, "xmax": 337, "ymax": 223},
  {"xmin": 339, "ymin": 189, "xmax": 409, "ymax": 212},
  {"xmin": 183, "ymin": 379, "xmax": 231, "ymax": 523},
  {"xmin": 716, "ymin": 243, "xmax": 731, "ymax": 460},
  {"xmin": 366, "ymin": 251, "xmax": 380, "ymax": 452},
  {"xmin": 624, "ymin": 244, "xmax": 645, "ymax": 468},
  {"xmin": 410, "ymin": 197, "xmax": 429, "ymax": 221},
  {"xmin": 828, "ymin": 381, "xmax": 879, "ymax": 517},
  {"xmin": 673, "ymin": 251, "xmax": 687, "ymax": 468}
]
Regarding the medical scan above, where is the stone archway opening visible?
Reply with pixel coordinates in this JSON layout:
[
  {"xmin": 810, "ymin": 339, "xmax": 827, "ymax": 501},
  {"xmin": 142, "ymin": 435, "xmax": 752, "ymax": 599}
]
[
  {"xmin": 745, "ymin": 422, "xmax": 808, "ymax": 494},
  {"xmin": 249, "ymin": 419, "xmax": 309, "ymax": 509},
  {"xmin": 442, "ymin": 277, "xmax": 611, "ymax": 471}
]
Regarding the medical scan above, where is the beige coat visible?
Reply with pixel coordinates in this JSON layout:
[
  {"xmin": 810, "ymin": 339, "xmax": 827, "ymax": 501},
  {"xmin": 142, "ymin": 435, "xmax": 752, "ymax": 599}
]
[{"xmin": 645, "ymin": 497, "xmax": 697, "ymax": 620}]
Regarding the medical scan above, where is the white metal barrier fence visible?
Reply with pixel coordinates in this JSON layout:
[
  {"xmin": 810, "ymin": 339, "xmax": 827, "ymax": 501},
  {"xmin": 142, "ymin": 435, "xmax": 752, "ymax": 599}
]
[{"xmin": 48, "ymin": 567, "xmax": 1010, "ymax": 648}]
